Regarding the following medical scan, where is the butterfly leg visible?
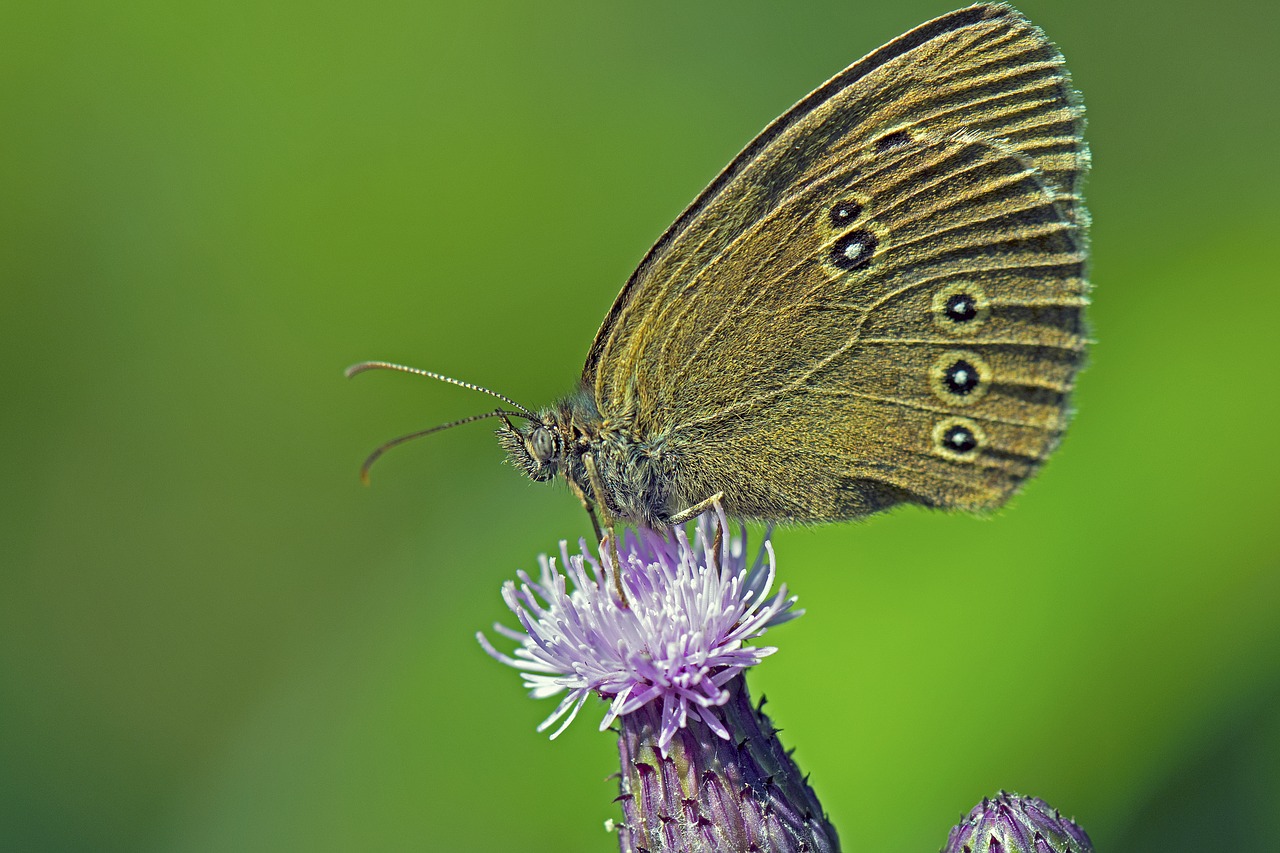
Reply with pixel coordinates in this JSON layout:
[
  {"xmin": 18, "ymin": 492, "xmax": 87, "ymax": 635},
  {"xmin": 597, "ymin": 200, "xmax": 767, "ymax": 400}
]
[
  {"xmin": 565, "ymin": 474, "xmax": 605, "ymax": 544},
  {"xmin": 667, "ymin": 491, "xmax": 726, "ymax": 526},
  {"xmin": 583, "ymin": 452, "xmax": 628, "ymax": 608},
  {"xmin": 584, "ymin": 502, "xmax": 604, "ymax": 546}
]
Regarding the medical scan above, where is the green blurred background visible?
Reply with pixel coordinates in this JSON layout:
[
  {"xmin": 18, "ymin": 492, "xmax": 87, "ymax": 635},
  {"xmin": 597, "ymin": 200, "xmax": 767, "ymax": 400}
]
[{"xmin": 3, "ymin": 0, "xmax": 1277, "ymax": 850}]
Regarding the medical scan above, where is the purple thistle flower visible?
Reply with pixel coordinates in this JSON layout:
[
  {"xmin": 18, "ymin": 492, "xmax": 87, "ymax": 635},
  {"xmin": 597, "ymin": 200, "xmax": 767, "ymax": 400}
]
[
  {"xmin": 943, "ymin": 792, "xmax": 1094, "ymax": 853},
  {"xmin": 478, "ymin": 504, "xmax": 800, "ymax": 755}
]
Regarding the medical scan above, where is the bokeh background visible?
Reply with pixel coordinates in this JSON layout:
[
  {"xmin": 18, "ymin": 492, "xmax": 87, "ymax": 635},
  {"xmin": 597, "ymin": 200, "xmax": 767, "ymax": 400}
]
[{"xmin": 4, "ymin": 0, "xmax": 1277, "ymax": 850}]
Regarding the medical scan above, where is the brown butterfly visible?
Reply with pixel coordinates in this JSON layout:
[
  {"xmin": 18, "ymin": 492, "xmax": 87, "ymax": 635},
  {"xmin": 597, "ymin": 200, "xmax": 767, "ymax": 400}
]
[{"xmin": 351, "ymin": 3, "xmax": 1089, "ymax": 539}]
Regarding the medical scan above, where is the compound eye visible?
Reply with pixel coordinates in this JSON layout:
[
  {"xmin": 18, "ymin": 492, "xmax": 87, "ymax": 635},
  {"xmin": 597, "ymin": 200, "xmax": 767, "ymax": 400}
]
[{"xmin": 528, "ymin": 427, "xmax": 556, "ymax": 464}]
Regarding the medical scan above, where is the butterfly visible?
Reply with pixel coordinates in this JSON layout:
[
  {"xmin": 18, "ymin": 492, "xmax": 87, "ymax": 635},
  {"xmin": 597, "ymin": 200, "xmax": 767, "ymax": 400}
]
[{"xmin": 351, "ymin": 3, "xmax": 1089, "ymax": 539}]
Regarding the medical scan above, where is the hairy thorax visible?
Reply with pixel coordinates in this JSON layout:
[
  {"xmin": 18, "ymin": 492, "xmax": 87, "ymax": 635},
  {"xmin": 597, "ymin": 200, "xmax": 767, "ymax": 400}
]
[{"xmin": 498, "ymin": 389, "xmax": 679, "ymax": 527}]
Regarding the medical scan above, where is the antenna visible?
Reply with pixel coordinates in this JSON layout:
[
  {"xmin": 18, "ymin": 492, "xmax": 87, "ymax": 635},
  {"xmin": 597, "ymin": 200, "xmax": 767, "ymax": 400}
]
[
  {"xmin": 345, "ymin": 361, "xmax": 537, "ymax": 419},
  {"xmin": 355, "ymin": 409, "xmax": 532, "ymax": 484}
]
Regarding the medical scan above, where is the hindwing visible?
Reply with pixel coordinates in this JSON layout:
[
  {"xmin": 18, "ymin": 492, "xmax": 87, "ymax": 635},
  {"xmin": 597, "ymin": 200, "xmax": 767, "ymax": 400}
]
[{"xmin": 584, "ymin": 4, "xmax": 1089, "ymax": 520}]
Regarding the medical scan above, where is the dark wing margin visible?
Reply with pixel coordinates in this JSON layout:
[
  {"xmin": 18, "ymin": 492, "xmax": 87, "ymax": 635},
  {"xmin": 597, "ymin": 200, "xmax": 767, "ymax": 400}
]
[{"xmin": 579, "ymin": 3, "xmax": 1012, "ymax": 386}]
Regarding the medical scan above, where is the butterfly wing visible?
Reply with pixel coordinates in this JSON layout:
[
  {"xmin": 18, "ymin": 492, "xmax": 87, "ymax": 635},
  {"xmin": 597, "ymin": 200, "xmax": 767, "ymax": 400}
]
[{"xmin": 584, "ymin": 4, "xmax": 1089, "ymax": 522}]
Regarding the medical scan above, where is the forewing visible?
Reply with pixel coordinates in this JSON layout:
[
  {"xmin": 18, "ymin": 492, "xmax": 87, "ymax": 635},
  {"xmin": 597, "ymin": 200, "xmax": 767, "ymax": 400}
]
[{"xmin": 585, "ymin": 4, "xmax": 1089, "ymax": 520}]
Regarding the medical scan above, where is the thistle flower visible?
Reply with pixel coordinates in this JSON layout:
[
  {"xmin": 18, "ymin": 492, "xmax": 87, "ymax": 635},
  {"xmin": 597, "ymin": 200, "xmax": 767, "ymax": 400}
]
[
  {"xmin": 478, "ymin": 505, "xmax": 800, "ymax": 753},
  {"xmin": 480, "ymin": 506, "xmax": 838, "ymax": 851},
  {"xmin": 943, "ymin": 792, "xmax": 1094, "ymax": 853}
]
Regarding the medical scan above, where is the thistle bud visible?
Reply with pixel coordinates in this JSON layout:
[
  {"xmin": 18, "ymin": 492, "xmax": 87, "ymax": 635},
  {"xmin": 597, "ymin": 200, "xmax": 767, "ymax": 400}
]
[{"xmin": 943, "ymin": 792, "xmax": 1093, "ymax": 853}]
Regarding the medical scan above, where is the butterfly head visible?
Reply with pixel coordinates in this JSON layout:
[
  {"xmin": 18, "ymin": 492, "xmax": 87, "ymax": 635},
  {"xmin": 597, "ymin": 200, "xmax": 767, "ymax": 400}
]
[{"xmin": 497, "ymin": 413, "xmax": 564, "ymax": 483}]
